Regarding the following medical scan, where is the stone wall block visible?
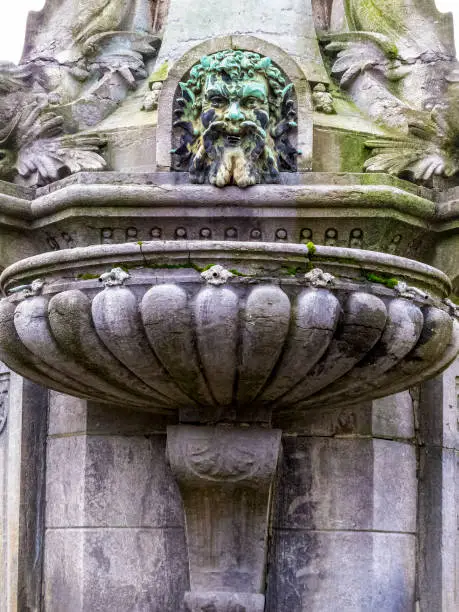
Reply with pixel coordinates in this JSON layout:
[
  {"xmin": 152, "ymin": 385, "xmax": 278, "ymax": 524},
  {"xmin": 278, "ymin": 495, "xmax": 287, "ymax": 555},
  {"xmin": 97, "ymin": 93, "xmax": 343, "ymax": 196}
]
[
  {"xmin": 44, "ymin": 527, "xmax": 188, "ymax": 612},
  {"xmin": 266, "ymin": 531, "xmax": 415, "ymax": 611},
  {"xmin": 46, "ymin": 436, "xmax": 87, "ymax": 528},
  {"xmin": 48, "ymin": 392, "xmax": 88, "ymax": 436},
  {"xmin": 275, "ymin": 436, "xmax": 416, "ymax": 533},
  {"xmin": 46, "ymin": 434, "xmax": 184, "ymax": 529},
  {"xmin": 371, "ymin": 391, "xmax": 415, "ymax": 439},
  {"xmin": 373, "ymin": 438, "xmax": 417, "ymax": 533}
]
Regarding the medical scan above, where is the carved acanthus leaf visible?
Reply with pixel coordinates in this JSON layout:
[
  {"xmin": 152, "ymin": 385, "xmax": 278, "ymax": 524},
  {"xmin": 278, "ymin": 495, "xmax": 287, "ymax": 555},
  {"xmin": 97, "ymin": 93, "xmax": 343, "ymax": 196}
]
[
  {"xmin": 325, "ymin": 40, "xmax": 391, "ymax": 88},
  {"xmin": 365, "ymin": 109, "xmax": 459, "ymax": 181},
  {"xmin": 0, "ymin": 102, "xmax": 106, "ymax": 186}
]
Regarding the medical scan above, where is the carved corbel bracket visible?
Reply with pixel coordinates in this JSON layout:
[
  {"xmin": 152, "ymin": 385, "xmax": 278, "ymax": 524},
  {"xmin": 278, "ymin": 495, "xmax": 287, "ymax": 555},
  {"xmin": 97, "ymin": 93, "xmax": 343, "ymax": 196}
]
[{"xmin": 167, "ymin": 425, "xmax": 282, "ymax": 611}]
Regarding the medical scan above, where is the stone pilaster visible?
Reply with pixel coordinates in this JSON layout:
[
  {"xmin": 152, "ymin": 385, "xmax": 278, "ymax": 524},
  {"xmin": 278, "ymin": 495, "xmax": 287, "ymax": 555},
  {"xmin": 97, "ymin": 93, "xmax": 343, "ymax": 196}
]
[
  {"xmin": 43, "ymin": 392, "xmax": 188, "ymax": 611},
  {"xmin": 0, "ymin": 369, "xmax": 48, "ymax": 612},
  {"xmin": 167, "ymin": 425, "xmax": 282, "ymax": 611},
  {"xmin": 417, "ymin": 358, "xmax": 459, "ymax": 611}
]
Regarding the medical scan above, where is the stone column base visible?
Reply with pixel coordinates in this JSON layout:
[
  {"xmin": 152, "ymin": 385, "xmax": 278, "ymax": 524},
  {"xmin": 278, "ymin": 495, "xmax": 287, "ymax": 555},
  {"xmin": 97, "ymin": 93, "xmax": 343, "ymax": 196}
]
[{"xmin": 184, "ymin": 591, "xmax": 265, "ymax": 612}]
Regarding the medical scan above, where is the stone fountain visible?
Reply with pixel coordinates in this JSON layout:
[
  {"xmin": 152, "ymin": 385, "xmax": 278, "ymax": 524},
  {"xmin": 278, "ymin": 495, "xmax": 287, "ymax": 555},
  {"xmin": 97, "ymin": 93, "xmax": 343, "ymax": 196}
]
[{"xmin": 0, "ymin": 1, "xmax": 458, "ymax": 611}]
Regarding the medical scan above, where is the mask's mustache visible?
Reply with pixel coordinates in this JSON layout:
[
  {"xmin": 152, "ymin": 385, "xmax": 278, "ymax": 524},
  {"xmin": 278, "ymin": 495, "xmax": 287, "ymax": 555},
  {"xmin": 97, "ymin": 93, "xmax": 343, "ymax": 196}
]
[{"xmin": 203, "ymin": 120, "xmax": 267, "ymax": 139}]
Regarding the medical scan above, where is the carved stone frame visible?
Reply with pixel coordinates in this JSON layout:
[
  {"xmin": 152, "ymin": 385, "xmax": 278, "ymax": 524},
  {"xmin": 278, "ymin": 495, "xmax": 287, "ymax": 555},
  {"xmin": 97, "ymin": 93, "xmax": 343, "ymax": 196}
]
[{"xmin": 156, "ymin": 35, "xmax": 313, "ymax": 173}]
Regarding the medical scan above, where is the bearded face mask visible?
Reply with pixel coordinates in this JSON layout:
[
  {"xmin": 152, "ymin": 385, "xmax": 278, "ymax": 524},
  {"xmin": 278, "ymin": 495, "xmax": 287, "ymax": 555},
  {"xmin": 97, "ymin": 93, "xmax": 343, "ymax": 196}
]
[{"xmin": 172, "ymin": 50, "xmax": 298, "ymax": 187}]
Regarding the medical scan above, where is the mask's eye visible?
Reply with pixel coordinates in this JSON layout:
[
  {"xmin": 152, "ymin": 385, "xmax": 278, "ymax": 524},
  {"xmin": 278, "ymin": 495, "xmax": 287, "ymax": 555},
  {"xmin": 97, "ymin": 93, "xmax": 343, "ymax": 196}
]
[
  {"xmin": 208, "ymin": 96, "xmax": 227, "ymax": 108},
  {"xmin": 0, "ymin": 150, "xmax": 6, "ymax": 161},
  {"xmin": 242, "ymin": 97, "xmax": 260, "ymax": 109}
]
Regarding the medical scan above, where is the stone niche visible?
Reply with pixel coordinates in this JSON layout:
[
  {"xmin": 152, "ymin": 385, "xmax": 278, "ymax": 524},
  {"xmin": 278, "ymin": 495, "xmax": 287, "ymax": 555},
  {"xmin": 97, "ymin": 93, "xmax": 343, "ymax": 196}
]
[{"xmin": 0, "ymin": 1, "xmax": 458, "ymax": 611}]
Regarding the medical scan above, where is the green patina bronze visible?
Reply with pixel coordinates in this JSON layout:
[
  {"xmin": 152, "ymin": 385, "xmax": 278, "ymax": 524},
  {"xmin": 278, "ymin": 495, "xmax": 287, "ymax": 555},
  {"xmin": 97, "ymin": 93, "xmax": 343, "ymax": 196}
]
[{"xmin": 172, "ymin": 49, "xmax": 297, "ymax": 187}]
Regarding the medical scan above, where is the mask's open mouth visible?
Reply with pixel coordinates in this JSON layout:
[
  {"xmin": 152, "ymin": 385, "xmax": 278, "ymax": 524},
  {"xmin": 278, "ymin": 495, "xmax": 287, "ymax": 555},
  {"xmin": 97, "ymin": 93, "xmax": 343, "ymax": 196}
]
[{"xmin": 225, "ymin": 135, "xmax": 241, "ymax": 146}]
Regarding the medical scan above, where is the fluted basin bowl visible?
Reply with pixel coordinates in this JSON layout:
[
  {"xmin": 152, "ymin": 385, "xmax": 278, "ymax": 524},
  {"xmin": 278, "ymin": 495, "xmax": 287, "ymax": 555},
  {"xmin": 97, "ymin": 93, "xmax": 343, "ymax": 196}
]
[{"xmin": 0, "ymin": 241, "xmax": 457, "ymax": 421}]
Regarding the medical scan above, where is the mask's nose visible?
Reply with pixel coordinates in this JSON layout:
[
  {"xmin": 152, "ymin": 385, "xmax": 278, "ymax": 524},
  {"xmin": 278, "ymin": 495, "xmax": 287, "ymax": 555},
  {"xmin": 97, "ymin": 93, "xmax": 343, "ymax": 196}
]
[{"xmin": 224, "ymin": 101, "xmax": 244, "ymax": 122}]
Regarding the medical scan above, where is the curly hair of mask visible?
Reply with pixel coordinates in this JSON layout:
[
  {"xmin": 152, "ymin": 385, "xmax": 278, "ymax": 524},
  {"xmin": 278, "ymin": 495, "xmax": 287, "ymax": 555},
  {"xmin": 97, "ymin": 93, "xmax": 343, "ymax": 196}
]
[{"xmin": 182, "ymin": 50, "xmax": 287, "ymax": 112}]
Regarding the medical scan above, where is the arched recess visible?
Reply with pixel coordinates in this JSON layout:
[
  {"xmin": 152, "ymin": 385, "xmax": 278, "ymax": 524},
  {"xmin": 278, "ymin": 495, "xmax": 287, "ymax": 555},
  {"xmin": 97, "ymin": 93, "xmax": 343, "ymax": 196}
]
[{"xmin": 155, "ymin": 35, "xmax": 313, "ymax": 173}]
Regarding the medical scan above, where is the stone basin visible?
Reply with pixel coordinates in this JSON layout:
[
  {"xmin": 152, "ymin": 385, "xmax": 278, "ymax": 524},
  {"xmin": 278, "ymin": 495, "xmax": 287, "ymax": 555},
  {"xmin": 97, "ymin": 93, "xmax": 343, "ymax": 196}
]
[{"xmin": 0, "ymin": 241, "xmax": 457, "ymax": 422}]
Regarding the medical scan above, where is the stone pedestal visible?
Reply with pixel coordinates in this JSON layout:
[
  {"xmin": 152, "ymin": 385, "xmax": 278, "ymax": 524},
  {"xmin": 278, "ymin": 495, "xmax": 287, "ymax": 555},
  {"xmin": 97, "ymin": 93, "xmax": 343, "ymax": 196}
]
[
  {"xmin": 168, "ymin": 425, "xmax": 282, "ymax": 611},
  {"xmin": 43, "ymin": 392, "xmax": 188, "ymax": 611}
]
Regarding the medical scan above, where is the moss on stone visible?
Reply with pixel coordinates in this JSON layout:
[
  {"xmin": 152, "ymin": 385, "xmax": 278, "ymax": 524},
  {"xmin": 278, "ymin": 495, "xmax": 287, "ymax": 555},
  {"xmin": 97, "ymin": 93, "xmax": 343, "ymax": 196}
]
[
  {"xmin": 366, "ymin": 272, "xmax": 398, "ymax": 288},
  {"xmin": 148, "ymin": 62, "xmax": 169, "ymax": 85},
  {"xmin": 306, "ymin": 241, "xmax": 316, "ymax": 256}
]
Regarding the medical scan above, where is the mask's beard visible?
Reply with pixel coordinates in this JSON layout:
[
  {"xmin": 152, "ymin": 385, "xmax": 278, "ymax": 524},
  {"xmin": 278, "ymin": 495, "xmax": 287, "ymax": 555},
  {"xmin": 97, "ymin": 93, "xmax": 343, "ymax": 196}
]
[{"xmin": 189, "ymin": 120, "xmax": 280, "ymax": 187}]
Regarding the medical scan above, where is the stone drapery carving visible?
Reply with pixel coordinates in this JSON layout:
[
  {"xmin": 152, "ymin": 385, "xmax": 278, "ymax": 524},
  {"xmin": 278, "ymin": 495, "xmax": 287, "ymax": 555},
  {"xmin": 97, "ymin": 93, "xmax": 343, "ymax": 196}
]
[
  {"xmin": 172, "ymin": 50, "xmax": 298, "ymax": 187},
  {"xmin": 323, "ymin": 0, "xmax": 459, "ymax": 183}
]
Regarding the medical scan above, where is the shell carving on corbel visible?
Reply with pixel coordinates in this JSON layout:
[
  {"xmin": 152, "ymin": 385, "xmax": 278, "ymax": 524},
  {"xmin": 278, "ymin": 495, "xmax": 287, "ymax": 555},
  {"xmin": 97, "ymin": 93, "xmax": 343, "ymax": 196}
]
[{"xmin": 183, "ymin": 436, "xmax": 258, "ymax": 482}]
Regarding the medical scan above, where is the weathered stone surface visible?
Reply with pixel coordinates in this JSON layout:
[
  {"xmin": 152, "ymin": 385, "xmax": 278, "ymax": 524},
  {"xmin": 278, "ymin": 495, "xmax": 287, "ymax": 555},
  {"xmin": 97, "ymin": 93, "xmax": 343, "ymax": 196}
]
[
  {"xmin": 266, "ymin": 531, "xmax": 416, "ymax": 611},
  {"xmin": 43, "ymin": 393, "xmax": 188, "ymax": 611},
  {"xmin": 275, "ymin": 436, "xmax": 416, "ymax": 533},
  {"xmin": 0, "ymin": 1, "xmax": 458, "ymax": 611},
  {"xmin": 48, "ymin": 391, "xmax": 88, "ymax": 436},
  {"xmin": 46, "ymin": 434, "xmax": 183, "ymax": 529},
  {"xmin": 184, "ymin": 590, "xmax": 265, "ymax": 612},
  {"xmin": 371, "ymin": 391, "xmax": 415, "ymax": 439},
  {"xmin": 167, "ymin": 425, "xmax": 281, "ymax": 600},
  {"xmin": 416, "ymin": 360, "xmax": 459, "ymax": 612},
  {"xmin": 44, "ymin": 527, "xmax": 188, "ymax": 612},
  {"xmin": 0, "ymin": 373, "xmax": 48, "ymax": 612},
  {"xmin": 0, "ymin": 173, "xmax": 444, "ymax": 269},
  {"xmin": 49, "ymin": 393, "xmax": 175, "ymax": 436},
  {"xmin": 0, "ymin": 242, "xmax": 455, "ymax": 421},
  {"xmin": 157, "ymin": 0, "xmax": 328, "ymax": 82}
]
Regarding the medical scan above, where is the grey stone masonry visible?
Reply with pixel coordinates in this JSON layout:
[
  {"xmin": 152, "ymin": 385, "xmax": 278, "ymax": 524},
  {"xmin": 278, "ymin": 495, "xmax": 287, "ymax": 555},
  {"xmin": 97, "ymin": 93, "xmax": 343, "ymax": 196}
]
[
  {"xmin": 417, "ymin": 360, "xmax": 459, "ymax": 612},
  {"xmin": 0, "ymin": 369, "xmax": 47, "ymax": 612},
  {"xmin": 267, "ymin": 395, "xmax": 417, "ymax": 611},
  {"xmin": 44, "ymin": 392, "xmax": 188, "ymax": 612}
]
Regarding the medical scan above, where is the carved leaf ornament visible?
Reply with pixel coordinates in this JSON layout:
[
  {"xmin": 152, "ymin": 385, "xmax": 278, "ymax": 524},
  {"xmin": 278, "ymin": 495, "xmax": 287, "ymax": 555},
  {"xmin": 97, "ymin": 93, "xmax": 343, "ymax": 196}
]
[
  {"xmin": 0, "ymin": 102, "xmax": 106, "ymax": 186},
  {"xmin": 321, "ymin": 3, "xmax": 459, "ymax": 184}
]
